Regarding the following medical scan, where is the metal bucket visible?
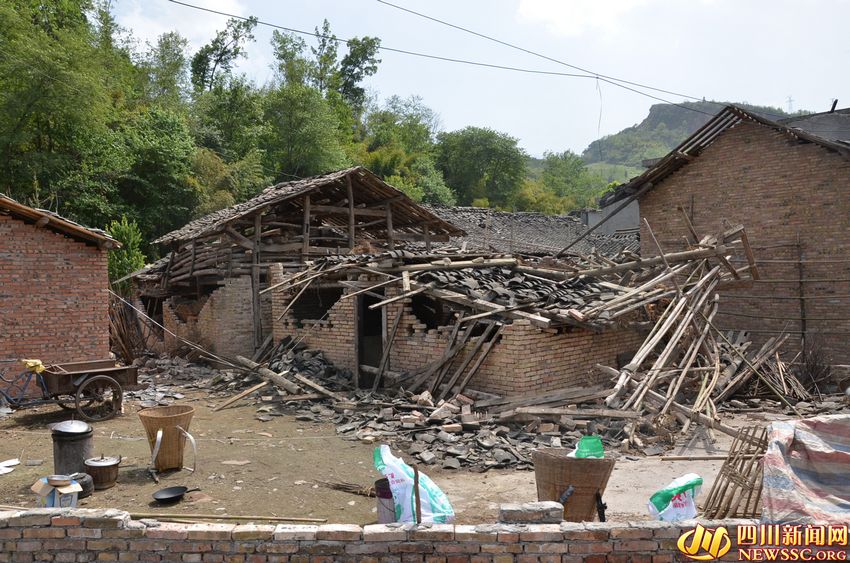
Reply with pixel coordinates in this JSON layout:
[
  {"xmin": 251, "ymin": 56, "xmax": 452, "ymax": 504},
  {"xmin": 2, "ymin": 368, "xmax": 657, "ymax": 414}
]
[
  {"xmin": 532, "ymin": 447, "xmax": 615, "ymax": 522},
  {"xmin": 51, "ymin": 421, "xmax": 93, "ymax": 475},
  {"xmin": 375, "ymin": 478, "xmax": 395, "ymax": 524}
]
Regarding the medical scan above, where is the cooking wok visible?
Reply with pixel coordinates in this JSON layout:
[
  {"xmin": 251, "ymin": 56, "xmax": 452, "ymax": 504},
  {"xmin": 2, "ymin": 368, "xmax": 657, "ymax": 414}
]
[{"xmin": 152, "ymin": 486, "xmax": 200, "ymax": 503}]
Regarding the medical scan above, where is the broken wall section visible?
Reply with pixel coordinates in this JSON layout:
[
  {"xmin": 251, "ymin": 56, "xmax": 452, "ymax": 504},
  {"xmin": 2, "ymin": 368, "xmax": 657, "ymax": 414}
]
[
  {"xmin": 269, "ymin": 265, "xmax": 644, "ymax": 396},
  {"xmin": 162, "ymin": 275, "xmax": 272, "ymax": 359}
]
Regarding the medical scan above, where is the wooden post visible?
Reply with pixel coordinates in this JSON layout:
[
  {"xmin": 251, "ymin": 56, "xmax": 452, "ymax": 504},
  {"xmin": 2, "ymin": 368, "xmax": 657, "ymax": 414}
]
[
  {"xmin": 423, "ymin": 224, "xmax": 431, "ymax": 252},
  {"xmin": 352, "ymin": 294, "xmax": 361, "ymax": 388},
  {"xmin": 346, "ymin": 175, "xmax": 356, "ymax": 249},
  {"xmin": 797, "ymin": 232, "xmax": 807, "ymax": 358},
  {"xmin": 302, "ymin": 194, "xmax": 311, "ymax": 257},
  {"xmin": 386, "ymin": 203, "xmax": 394, "ymax": 250},
  {"xmin": 251, "ymin": 214, "xmax": 263, "ymax": 350}
]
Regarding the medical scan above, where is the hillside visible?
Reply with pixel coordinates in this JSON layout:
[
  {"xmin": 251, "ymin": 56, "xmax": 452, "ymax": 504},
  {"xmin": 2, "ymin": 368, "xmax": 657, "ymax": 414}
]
[{"xmin": 582, "ymin": 101, "xmax": 806, "ymax": 168}]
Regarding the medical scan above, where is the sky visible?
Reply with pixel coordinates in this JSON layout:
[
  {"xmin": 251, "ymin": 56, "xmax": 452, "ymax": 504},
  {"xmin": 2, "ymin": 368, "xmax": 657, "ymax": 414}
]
[{"xmin": 114, "ymin": 0, "xmax": 850, "ymax": 157}]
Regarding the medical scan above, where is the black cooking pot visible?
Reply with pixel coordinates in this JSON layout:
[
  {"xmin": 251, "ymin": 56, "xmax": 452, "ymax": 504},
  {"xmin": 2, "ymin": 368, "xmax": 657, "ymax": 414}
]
[{"xmin": 152, "ymin": 486, "xmax": 200, "ymax": 503}]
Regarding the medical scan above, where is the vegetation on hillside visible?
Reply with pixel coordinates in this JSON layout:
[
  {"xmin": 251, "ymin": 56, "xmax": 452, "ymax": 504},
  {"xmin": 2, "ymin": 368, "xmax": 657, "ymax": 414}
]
[
  {"xmin": 0, "ymin": 2, "xmax": 812, "ymax": 263},
  {"xmin": 582, "ymin": 101, "xmax": 805, "ymax": 168},
  {"xmin": 0, "ymin": 0, "xmax": 618, "ymax": 256}
]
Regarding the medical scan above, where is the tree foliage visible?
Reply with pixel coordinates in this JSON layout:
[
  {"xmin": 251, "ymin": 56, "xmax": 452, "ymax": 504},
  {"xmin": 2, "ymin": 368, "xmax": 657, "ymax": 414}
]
[
  {"xmin": 436, "ymin": 127, "xmax": 527, "ymax": 208},
  {"xmin": 0, "ymin": 1, "xmax": 666, "ymax": 259},
  {"xmin": 107, "ymin": 215, "xmax": 146, "ymax": 296}
]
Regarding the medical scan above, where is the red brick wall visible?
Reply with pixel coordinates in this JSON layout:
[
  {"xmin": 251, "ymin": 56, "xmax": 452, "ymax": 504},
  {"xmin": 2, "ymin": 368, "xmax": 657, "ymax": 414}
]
[
  {"xmin": 638, "ymin": 121, "xmax": 850, "ymax": 363},
  {"xmin": 162, "ymin": 275, "xmax": 271, "ymax": 359},
  {"xmin": 0, "ymin": 214, "xmax": 109, "ymax": 392},
  {"xmin": 269, "ymin": 265, "xmax": 644, "ymax": 395}
]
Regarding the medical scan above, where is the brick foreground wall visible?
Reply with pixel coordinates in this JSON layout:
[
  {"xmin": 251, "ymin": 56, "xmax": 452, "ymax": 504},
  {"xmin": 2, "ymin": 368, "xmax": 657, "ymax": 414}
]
[
  {"xmin": 162, "ymin": 276, "xmax": 271, "ymax": 359},
  {"xmin": 269, "ymin": 266, "xmax": 645, "ymax": 395},
  {"xmin": 0, "ymin": 214, "xmax": 109, "ymax": 387},
  {"xmin": 0, "ymin": 508, "xmax": 757, "ymax": 562},
  {"xmin": 638, "ymin": 121, "xmax": 850, "ymax": 363}
]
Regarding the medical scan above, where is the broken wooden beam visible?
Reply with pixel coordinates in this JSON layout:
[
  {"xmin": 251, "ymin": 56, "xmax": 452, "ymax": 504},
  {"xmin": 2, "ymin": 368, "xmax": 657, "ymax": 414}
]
[{"xmin": 233, "ymin": 356, "xmax": 302, "ymax": 395}]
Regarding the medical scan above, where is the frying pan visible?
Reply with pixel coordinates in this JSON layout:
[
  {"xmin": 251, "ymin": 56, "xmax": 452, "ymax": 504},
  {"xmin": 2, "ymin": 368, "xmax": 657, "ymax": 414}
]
[{"xmin": 152, "ymin": 486, "xmax": 200, "ymax": 503}]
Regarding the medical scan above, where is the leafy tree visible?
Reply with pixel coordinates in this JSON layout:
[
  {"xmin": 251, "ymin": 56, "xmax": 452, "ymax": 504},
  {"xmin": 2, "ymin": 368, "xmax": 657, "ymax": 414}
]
[
  {"xmin": 191, "ymin": 76, "xmax": 264, "ymax": 160},
  {"xmin": 142, "ymin": 32, "xmax": 190, "ymax": 108},
  {"xmin": 261, "ymin": 83, "xmax": 349, "ymax": 178},
  {"xmin": 107, "ymin": 215, "xmax": 146, "ymax": 295},
  {"xmin": 190, "ymin": 17, "xmax": 257, "ymax": 92},
  {"xmin": 116, "ymin": 107, "xmax": 198, "ymax": 241},
  {"xmin": 308, "ymin": 20, "xmax": 339, "ymax": 94},
  {"xmin": 270, "ymin": 30, "xmax": 310, "ymax": 86},
  {"xmin": 0, "ymin": 2, "xmax": 116, "ymax": 217},
  {"xmin": 436, "ymin": 127, "xmax": 527, "ymax": 207},
  {"xmin": 339, "ymin": 36, "xmax": 380, "ymax": 111}
]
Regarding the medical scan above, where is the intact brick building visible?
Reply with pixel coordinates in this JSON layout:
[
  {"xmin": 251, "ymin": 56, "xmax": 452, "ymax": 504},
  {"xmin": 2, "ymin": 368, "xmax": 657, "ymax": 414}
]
[
  {"xmin": 602, "ymin": 105, "xmax": 850, "ymax": 363},
  {"xmin": 0, "ymin": 195, "xmax": 118, "ymax": 387}
]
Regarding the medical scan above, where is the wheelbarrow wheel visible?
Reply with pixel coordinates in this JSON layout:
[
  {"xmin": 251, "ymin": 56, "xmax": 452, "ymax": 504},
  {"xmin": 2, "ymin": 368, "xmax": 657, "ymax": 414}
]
[
  {"xmin": 76, "ymin": 376, "xmax": 123, "ymax": 422},
  {"xmin": 56, "ymin": 395, "xmax": 79, "ymax": 411}
]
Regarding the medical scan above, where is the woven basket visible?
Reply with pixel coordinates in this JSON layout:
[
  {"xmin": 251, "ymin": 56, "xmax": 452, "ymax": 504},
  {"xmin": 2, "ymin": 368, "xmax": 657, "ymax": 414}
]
[
  {"xmin": 532, "ymin": 447, "xmax": 615, "ymax": 522},
  {"xmin": 139, "ymin": 405, "xmax": 195, "ymax": 471}
]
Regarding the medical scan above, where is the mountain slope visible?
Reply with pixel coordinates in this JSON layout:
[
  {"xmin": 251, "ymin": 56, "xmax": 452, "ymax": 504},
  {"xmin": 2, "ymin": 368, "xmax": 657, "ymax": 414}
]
[{"xmin": 582, "ymin": 101, "xmax": 806, "ymax": 168}]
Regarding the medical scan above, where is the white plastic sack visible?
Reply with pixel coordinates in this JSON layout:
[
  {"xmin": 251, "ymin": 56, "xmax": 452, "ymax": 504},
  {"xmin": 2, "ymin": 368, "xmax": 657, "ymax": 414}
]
[
  {"xmin": 373, "ymin": 445, "xmax": 454, "ymax": 523},
  {"xmin": 647, "ymin": 473, "xmax": 703, "ymax": 521}
]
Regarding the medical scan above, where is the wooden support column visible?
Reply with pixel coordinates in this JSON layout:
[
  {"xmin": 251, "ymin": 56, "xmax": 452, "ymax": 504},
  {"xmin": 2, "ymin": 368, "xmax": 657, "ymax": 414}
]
[
  {"xmin": 797, "ymin": 232, "xmax": 807, "ymax": 357},
  {"xmin": 386, "ymin": 203, "xmax": 394, "ymax": 250},
  {"xmin": 346, "ymin": 175, "xmax": 356, "ymax": 249},
  {"xmin": 302, "ymin": 194, "xmax": 311, "ymax": 257},
  {"xmin": 251, "ymin": 214, "xmax": 263, "ymax": 350},
  {"xmin": 352, "ymin": 295, "xmax": 361, "ymax": 388}
]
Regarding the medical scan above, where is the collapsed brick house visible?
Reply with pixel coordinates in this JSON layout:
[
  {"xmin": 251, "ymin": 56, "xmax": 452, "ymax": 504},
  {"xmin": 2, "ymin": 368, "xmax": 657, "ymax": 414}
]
[
  {"xmin": 0, "ymin": 195, "xmax": 118, "ymax": 392},
  {"xmin": 133, "ymin": 167, "xmax": 648, "ymax": 396},
  {"xmin": 601, "ymin": 104, "xmax": 850, "ymax": 363}
]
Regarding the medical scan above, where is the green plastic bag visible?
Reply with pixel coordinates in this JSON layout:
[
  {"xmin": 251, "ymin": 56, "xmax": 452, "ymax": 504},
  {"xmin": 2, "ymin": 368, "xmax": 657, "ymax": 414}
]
[{"xmin": 572, "ymin": 435, "xmax": 605, "ymax": 458}]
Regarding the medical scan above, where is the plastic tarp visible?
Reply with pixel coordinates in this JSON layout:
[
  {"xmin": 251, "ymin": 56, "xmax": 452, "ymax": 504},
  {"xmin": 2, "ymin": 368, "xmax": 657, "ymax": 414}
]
[{"xmin": 762, "ymin": 414, "xmax": 850, "ymax": 523}]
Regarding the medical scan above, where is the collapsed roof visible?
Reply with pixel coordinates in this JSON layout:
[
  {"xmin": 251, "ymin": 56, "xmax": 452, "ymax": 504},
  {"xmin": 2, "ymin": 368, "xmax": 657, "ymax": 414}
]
[
  {"xmin": 426, "ymin": 206, "xmax": 640, "ymax": 256},
  {"xmin": 155, "ymin": 166, "xmax": 464, "ymax": 246}
]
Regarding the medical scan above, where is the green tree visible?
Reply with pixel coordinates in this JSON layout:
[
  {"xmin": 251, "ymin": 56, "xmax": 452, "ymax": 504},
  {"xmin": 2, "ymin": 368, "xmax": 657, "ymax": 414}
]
[
  {"xmin": 270, "ymin": 30, "xmax": 310, "ymax": 86},
  {"xmin": 142, "ymin": 32, "xmax": 190, "ymax": 108},
  {"xmin": 338, "ymin": 36, "xmax": 380, "ymax": 112},
  {"xmin": 116, "ymin": 107, "xmax": 198, "ymax": 241},
  {"xmin": 107, "ymin": 215, "xmax": 146, "ymax": 296},
  {"xmin": 190, "ymin": 17, "xmax": 257, "ymax": 92},
  {"xmin": 191, "ymin": 76, "xmax": 264, "ymax": 160},
  {"xmin": 309, "ymin": 20, "xmax": 338, "ymax": 94},
  {"xmin": 261, "ymin": 83, "xmax": 349, "ymax": 178},
  {"xmin": 436, "ymin": 127, "xmax": 527, "ymax": 207}
]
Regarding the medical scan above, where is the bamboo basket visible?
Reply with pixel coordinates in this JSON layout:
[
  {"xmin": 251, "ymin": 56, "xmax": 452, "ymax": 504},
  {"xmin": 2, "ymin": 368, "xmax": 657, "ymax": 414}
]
[
  {"xmin": 532, "ymin": 447, "xmax": 615, "ymax": 522},
  {"xmin": 139, "ymin": 405, "xmax": 195, "ymax": 471}
]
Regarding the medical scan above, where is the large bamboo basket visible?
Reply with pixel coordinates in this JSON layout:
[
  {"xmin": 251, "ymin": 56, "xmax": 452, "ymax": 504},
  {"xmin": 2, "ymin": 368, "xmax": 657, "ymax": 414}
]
[
  {"xmin": 139, "ymin": 405, "xmax": 195, "ymax": 471},
  {"xmin": 532, "ymin": 447, "xmax": 615, "ymax": 522}
]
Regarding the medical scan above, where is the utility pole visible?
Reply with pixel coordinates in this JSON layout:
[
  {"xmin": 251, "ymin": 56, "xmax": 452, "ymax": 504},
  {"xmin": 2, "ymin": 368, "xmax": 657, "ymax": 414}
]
[{"xmin": 786, "ymin": 95, "xmax": 794, "ymax": 114}]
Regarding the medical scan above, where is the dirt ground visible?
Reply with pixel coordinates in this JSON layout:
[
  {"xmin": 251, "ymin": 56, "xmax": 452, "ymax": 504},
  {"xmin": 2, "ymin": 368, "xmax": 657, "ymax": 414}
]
[{"xmin": 0, "ymin": 390, "xmax": 764, "ymax": 524}]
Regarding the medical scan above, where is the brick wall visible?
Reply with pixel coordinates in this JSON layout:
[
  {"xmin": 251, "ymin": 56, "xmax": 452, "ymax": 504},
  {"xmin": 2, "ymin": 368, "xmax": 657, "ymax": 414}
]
[
  {"xmin": 0, "ymin": 214, "xmax": 109, "ymax": 393},
  {"xmin": 162, "ymin": 276, "xmax": 271, "ymax": 359},
  {"xmin": 269, "ymin": 266, "xmax": 644, "ymax": 395},
  {"xmin": 639, "ymin": 121, "xmax": 850, "ymax": 363},
  {"xmin": 0, "ymin": 508, "xmax": 759, "ymax": 562}
]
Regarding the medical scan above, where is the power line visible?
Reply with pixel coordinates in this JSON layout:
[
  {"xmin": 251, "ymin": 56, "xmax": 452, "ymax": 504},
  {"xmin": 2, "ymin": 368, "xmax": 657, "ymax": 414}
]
[
  {"xmin": 166, "ymin": 0, "xmax": 598, "ymax": 80},
  {"xmin": 166, "ymin": 0, "xmax": 718, "ymax": 115},
  {"xmin": 374, "ymin": 0, "xmax": 797, "ymax": 121},
  {"xmin": 376, "ymin": 0, "xmax": 703, "ymax": 101}
]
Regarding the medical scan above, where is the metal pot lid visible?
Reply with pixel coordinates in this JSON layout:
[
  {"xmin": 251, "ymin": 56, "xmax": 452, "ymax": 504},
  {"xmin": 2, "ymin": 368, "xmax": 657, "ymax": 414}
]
[
  {"xmin": 85, "ymin": 455, "xmax": 120, "ymax": 467},
  {"xmin": 50, "ymin": 420, "xmax": 92, "ymax": 434}
]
